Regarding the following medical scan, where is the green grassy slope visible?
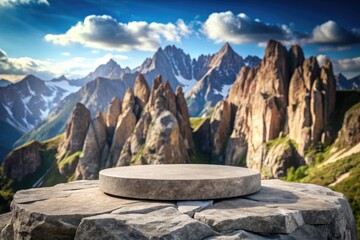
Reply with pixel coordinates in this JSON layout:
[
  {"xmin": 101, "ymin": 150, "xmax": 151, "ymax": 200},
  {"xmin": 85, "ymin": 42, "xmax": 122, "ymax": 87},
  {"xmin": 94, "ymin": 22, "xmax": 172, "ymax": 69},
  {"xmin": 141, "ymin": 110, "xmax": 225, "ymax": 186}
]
[{"xmin": 0, "ymin": 134, "xmax": 64, "ymax": 213}]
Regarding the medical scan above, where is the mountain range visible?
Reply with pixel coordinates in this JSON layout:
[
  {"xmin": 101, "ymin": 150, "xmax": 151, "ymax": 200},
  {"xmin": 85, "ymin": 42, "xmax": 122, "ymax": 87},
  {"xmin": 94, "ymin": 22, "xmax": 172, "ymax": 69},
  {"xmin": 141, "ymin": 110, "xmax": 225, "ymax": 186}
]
[
  {"xmin": 11, "ymin": 44, "xmax": 261, "ymax": 149},
  {"xmin": 1, "ymin": 43, "xmax": 359, "ymax": 164},
  {"xmin": 335, "ymin": 73, "xmax": 360, "ymax": 90}
]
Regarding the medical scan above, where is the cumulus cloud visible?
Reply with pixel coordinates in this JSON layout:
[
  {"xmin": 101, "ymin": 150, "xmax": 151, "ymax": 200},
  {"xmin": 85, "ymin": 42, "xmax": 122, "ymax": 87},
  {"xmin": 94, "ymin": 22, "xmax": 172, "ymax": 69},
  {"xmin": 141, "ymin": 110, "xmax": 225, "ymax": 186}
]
[
  {"xmin": 0, "ymin": 48, "xmax": 53, "ymax": 79},
  {"xmin": 45, "ymin": 15, "xmax": 192, "ymax": 51},
  {"xmin": 61, "ymin": 52, "xmax": 71, "ymax": 56},
  {"xmin": 0, "ymin": 0, "xmax": 49, "ymax": 7},
  {"xmin": 310, "ymin": 21, "xmax": 360, "ymax": 46},
  {"xmin": 202, "ymin": 12, "xmax": 360, "ymax": 49},
  {"xmin": 201, "ymin": 11, "xmax": 295, "ymax": 44},
  {"xmin": 317, "ymin": 54, "xmax": 360, "ymax": 74},
  {"xmin": 0, "ymin": 48, "xmax": 130, "ymax": 80}
]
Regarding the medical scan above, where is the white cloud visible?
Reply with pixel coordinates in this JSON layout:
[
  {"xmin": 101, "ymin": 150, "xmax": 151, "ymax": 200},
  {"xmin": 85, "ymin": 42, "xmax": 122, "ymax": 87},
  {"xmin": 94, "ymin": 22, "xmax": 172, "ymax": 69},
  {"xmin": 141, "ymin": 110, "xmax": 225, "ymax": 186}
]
[
  {"xmin": 334, "ymin": 57, "xmax": 360, "ymax": 73},
  {"xmin": 317, "ymin": 54, "xmax": 360, "ymax": 74},
  {"xmin": 0, "ymin": 48, "xmax": 130, "ymax": 80},
  {"xmin": 202, "ymin": 12, "xmax": 360, "ymax": 49},
  {"xmin": 310, "ymin": 21, "xmax": 360, "ymax": 46},
  {"xmin": 61, "ymin": 52, "xmax": 71, "ymax": 56},
  {"xmin": 90, "ymin": 50, "xmax": 99, "ymax": 54},
  {"xmin": 201, "ymin": 11, "xmax": 293, "ymax": 44},
  {"xmin": 45, "ymin": 15, "xmax": 191, "ymax": 51},
  {"xmin": 0, "ymin": 48, "xmax": 53, "ymax": 79},
  {"xmin": 0, "ymin": 0, "xmax": 49, "ymax": 7}
]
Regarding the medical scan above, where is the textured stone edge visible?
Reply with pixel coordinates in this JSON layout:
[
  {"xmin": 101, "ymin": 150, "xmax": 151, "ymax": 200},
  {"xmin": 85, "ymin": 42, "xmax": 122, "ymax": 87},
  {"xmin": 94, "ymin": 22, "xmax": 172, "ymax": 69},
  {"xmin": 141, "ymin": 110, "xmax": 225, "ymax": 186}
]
[
  {"xmin": 1, "ymin": 180, "xmax": 357, "ymax": 240},
  {"xmin": 99, "ymin": 171, "xmax": 261, "ymax": 200}
]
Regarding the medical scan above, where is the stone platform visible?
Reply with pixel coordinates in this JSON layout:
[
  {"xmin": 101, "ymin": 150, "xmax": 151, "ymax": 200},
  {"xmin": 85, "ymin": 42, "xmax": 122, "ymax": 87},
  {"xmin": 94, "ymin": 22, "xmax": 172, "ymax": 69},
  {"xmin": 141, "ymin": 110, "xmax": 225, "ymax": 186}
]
[
  {"xmin": 99, "ymin": 164, "xmax": 261, "ymax": 200},
  {"xmin": 0, "ymin": 180, "xmax": 357, "ymax": 240}
]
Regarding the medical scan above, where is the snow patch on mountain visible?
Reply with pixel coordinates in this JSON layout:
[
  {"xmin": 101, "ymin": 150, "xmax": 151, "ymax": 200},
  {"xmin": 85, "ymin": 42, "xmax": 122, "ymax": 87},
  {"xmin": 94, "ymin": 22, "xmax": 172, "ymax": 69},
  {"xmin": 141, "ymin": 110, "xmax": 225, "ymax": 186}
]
[
  {"xmin": 175, "ymin": 73, "xmax": 197, "ymax": 93},
  {"xmin": 46, "ymin": 80, "xmax": 81, "ymax": 97},
  {"xmin": 214, "ymin": 83, "xmax": 233, "ymax": 97}
]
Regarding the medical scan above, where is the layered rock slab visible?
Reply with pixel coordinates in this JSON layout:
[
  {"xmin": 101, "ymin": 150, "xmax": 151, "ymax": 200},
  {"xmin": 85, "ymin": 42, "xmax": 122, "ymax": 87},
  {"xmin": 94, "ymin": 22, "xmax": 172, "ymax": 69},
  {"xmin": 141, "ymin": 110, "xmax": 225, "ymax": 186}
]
[
  {"xmin": 1, "ymin": 180, "xmax": 356, "ymax": 240},
  {"xmin": 99, "ymin": 165, "xmax": 261, "ymax": 200}
]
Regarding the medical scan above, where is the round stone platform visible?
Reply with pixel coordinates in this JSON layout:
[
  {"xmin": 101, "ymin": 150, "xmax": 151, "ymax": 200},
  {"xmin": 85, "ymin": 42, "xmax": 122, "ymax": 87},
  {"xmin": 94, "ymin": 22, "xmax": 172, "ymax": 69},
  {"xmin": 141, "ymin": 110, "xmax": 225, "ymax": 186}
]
[{"xmin": 99, "ymin": 164, "xmax": 261, "ymax": 200}]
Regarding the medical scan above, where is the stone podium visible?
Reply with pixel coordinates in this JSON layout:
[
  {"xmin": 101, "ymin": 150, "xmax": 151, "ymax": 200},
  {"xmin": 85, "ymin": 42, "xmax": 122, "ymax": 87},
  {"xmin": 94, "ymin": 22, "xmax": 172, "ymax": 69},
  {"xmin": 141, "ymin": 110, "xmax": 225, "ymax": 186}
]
[{"xmin": 99, "ymin": 164, "xmax": 261, "ymax": 200}]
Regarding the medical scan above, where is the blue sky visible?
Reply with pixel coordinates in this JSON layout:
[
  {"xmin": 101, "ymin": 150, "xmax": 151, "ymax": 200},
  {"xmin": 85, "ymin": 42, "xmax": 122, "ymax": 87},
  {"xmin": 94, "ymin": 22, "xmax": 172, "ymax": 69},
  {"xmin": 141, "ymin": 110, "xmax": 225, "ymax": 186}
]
[{"xmin": 0, "ymin": 0, "xmax": 360, "ymax": 81}]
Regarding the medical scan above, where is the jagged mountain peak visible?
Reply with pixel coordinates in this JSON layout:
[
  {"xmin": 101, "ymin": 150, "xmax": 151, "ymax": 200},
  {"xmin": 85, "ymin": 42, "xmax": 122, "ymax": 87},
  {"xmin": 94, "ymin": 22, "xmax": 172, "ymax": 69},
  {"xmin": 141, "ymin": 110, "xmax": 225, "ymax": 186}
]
[
  {"xmin": 106, "ymin": 58, "xmax": 119, "ymax": 67},
  {"xmin": 219, "ymin": 42, "xmax": 233, "ymax": 53},
  {"xmin": 22, "ymin": 74, "xmax": 41, "ymax": 82},
  {"xmin": 264, "ymin": 39, "xmax": 288, "ymax": 60},
  {"xmin": 51, "ymin": 75, "xmax": 68, "ymax": 82},
  {"xmin": 210, "ymin": 42, "xmax": 243, "ymax": 69}
]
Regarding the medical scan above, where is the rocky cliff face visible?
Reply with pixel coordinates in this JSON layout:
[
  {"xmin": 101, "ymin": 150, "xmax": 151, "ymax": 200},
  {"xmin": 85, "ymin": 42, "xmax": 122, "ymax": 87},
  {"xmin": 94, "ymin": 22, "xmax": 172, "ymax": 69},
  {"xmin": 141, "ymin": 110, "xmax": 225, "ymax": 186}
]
[
  {"xmin": 196, "ymin": 40, "xmax": 337, "ymax": 178},
  {"xmin": 55, "ymin": 74, "xmax": 194, "ymax": 180},
  {"xmin": 1, "ymin": 141, "xmax": 41, "ymax": 182},
  {"xmin": 337, "ymin": 103, "xmax": 360, "ymax": 147}
]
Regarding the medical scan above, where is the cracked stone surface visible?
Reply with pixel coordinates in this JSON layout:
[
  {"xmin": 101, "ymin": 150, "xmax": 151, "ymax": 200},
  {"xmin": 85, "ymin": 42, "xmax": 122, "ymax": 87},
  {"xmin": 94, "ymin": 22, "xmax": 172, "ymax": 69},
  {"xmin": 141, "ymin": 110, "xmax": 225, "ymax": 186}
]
[
  {"xmin": 176, "ymin": 200, "xmax": 213, "ymax": 217},
  {"xmin": 1, "ymin": 179, "xmax": 357, "ymax": 240}
]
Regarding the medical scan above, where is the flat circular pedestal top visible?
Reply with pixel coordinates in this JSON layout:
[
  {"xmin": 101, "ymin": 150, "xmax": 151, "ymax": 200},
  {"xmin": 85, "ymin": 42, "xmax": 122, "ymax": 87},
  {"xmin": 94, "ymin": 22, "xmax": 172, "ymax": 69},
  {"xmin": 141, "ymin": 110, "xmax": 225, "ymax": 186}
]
[{"xmin": 99, "ymin": 164, "xmax": 261, "ymax": 200}]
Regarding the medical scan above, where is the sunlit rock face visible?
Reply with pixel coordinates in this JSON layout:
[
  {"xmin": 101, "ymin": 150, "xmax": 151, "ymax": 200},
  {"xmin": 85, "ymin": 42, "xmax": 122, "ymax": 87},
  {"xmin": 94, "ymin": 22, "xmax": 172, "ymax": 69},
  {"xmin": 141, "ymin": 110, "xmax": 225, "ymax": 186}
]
[
  {"xmin": 54, "ymin": 74, "xmax": 194, "ymax": 180},
  {"xmin": 217, "ymin": 40, "xmax": 336, "ymax": 177}
]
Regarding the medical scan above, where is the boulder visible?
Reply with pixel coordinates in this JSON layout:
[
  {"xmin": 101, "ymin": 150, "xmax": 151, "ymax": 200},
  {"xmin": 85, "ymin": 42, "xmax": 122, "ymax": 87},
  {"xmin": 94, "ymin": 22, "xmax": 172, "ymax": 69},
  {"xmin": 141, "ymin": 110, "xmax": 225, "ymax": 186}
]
[
  {"xmin": 194, "ymin": 180, "xmax": 356, "ymax": 238},
  {"xmin": 75, "ymin": 207, "xmax": 216, "ymax": 240},
  {"xmin": 262, "ymin": 138, "xmax": 304, "ymax": 178},
  {"xmin": 1, "ymin": 180, "xmax": 356, "ymax": 240}
]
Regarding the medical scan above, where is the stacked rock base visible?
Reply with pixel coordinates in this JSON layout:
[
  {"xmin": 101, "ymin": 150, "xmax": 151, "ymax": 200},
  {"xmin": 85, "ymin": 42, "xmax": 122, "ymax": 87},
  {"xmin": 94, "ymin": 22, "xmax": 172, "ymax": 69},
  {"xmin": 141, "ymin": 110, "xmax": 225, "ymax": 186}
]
[{"xmin": 0, "ymin": 180, "xmax": 357, "ymax": 240}]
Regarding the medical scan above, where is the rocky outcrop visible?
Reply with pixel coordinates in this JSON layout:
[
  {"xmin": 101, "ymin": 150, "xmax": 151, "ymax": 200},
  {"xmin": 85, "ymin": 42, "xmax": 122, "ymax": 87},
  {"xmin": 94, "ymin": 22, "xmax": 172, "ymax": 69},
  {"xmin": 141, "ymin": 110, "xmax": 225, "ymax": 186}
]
[
  {"xmin": 338, "ymin": 103, "xmax": 360, "ymax": 147},
  {"xmin": 74, "ymin": 113, "xmax": 107, "ymax": 180},
  {"xmin": 57, "ymin": 74, "xmax": 194, "ymax": 180},
  {"xmin": 134, "ymin": 73, "xmax": 151, "ymax": 112},
  {"xmin": 119, "ymin": 76, "xmax": 192, "ymax": 166},
  {"xmin": 57, "ymin": 103, "xmax": 91, "ymax": 159},
  {"xmin": 141, "ymin": 111, "xmax": 188, "ymax": 164},
  {"xmin": 1, "ymin": 141, "xmax": 41, "ymax": 181},
  {"xmin": 221, "ymin": 40, "xmax": 337, "ymax": 176},
  {"xmin": 1, "ymin": 180, "xmax": 356, "ymax": 239},
  {"xmin": 210, "ymin": 100, "xmax": 232, "ymax": 157},
  {"xmin": 175, "ymin": 86, "xmax": 194, "ymax": 150},
  {"xmin": 106, "ymin": 96, "xmax": 121, "ymax": 137},
  {"xmin": 107, "ymin": 107, "xmax": 137, "ymax": 167},
  {"xmin": 261, "ymin": 138, "xmax": 304, "ymax": 178}
]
